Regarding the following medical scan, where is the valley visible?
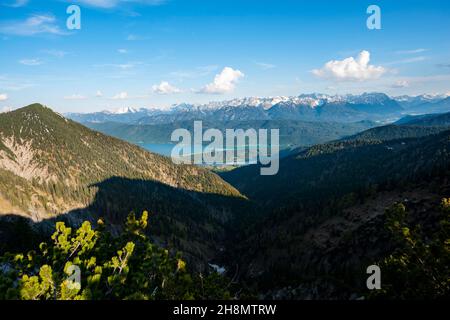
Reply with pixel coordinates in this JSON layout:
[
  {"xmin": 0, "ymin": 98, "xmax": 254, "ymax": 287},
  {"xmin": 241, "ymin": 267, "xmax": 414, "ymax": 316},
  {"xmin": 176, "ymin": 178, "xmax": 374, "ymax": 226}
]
[
  {"xmin": 0, "ymin": 97, "xmax": 449, "ymax": 300},
  {"xmin": 1, "ymin": 0, "xmax": 449, "ymax": 305},
  {"xmin": 0, "ymin": 104, "xmax": 248, "ymax": 271}
]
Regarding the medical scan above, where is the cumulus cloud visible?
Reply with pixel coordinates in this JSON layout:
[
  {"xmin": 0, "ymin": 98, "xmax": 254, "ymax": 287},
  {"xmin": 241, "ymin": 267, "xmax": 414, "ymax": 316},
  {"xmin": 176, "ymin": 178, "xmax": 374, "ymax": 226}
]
[
  {"xmin": 117, "ymin": 48, "xmax": 128, "ymax": 54},
  {"xmin": 19, "ymin": 58, "xmax": 43, "ymax": 66},
  {"xmin": 152, "ymin": 81, "xmax": 181, "ymax": 95},
  {"xmin": 96, "ymin": 90, "xmax": 103, "ymax": 97},
  {"xmin": 198, "ymin": 67, "xmax": 244, "ymax": 94},
  {"xmin": 0, "ymin": 14, "xmax": 67, "ymax": 36},
  {"xmin": 64, "ymin": 94, "xmax": 86, "ymax": 100},
  {"xmin": 0, "ymin": 93, "xmax": 8, "ymax": 101},
  {"xmin": 111, "ymin": 92, "xmax": 129, "ymax": 100},
  {"xmin": 312, "ymin": 50, "xmax": 386, "ymax": 82}
]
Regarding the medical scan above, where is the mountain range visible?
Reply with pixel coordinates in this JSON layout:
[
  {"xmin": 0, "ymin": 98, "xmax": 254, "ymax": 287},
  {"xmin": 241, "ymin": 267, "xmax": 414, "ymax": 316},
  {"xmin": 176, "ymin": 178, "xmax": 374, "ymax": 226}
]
[
  {"xmin": 66, "ymin": 93, "xmax": 450, "ymax": 125},
  {"xmin": 84, "ymin": 119, "xmax": 377, "ymax": 151},
  {"xmin": 1, "ymin": 102, "xmax": 449, "ymax": 299}
]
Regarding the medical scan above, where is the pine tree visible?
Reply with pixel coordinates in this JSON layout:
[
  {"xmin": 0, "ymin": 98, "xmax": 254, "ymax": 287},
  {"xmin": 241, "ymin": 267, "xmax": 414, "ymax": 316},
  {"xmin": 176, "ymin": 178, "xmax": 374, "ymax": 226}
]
[{"xmin": 0, "ymin": 211, "xmax": 234, "ymax": 300}]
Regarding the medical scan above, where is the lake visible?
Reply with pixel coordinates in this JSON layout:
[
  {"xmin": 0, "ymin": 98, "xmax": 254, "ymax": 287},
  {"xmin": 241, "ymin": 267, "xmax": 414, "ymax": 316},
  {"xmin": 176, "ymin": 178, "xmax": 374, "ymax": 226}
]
[{"xmin": 139, "ymin": 143, "xmax": 277, "ymax": 165}]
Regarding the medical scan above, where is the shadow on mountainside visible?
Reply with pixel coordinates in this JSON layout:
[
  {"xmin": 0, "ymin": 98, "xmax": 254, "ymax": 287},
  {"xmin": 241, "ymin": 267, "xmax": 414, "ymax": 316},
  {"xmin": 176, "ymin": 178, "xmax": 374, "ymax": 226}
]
[{"xmin": 0, "ymin": 176, "xmax": 254, "ymax": 271}]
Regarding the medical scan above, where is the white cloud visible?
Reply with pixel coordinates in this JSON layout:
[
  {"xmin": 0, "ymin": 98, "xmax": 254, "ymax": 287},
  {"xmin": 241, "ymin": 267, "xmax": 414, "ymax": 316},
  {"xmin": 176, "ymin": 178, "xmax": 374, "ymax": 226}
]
[
  {"xmin": 118, "ymin": 48, "xmax": 128, "ymax": 54},
  {"xmin": 64, "ymin": 94, "xmax": 86, "ymax": 100},
  {"xmin": 0, "ymin": 93, "xmax": 8, "ymax": 101},
  {"xmin": 392, "ymin": 80, "xmax": 409, "ymax": 88},
  {"xmin": 111, "ymin": 92, "xmax": 129, "ymax": 100},
  {"xmin": 117, "ymin": 63, "xmax": 135, "ymax": 70},
  {"xmin": 398, "ymin": 74, "xmax": 450, "ymax": 84},
  {"xmin": 312, "ymin": 50, "xmax": 386, "ymax": 82},
  {"xmin": 198, "ymin": 67, "xmax": 244, "ymax": 94},
  {"xmin": 74, "ymin": 0, "xmax": 119, "ymax": 8},
  {"xmin": 0, "ymin": 106, "xmax": 13, "ymax": 113},
  {"xmin": 395, "ymin": 48, "xmax": 428, "ymax": 54},
  {"xmin": 74, "ymin": 0, "xmax": 165, "ymax": 9},
  {"xmin": 255, "ymin": 62, "xmax": 276, "ymax": 70},
  {"xmin": 152, "ymin": 81, "xmax": 181, "ymax": 94},
  {"xmin": 19, "ymin": 58, "xmax": 43, "ymax": 66},
  {"xmin": 170, "ymin": 65, "xmax": 218, "ymax": 80},
  {"xmin": 386, "ymin": 56, "xmax": 427, "ymax": 65},
  {"xmin": 96, "ymin": 90, "xmax": 103, "ymax": 97},
  {"xmin": 1, "ymin": 0, "xmax": 28, "ymax": 7},
  {"xmin": 0, "ymin": 14, "xmax": 67, "ymax": 36},
  {"xmin": 0, "ymin": 75, "xmax": 35, "ymax": 91},
  {"xmin": 94, "ymin": 62, "xmax": 140, "ymax": 70},
  {"xmin": 126, "ymin": 34, "xmax": 138, "ymax": 41},
  {"xmin": 42, "ymin": 49, "xmax": 68, "ymax": 58},
  {"xmin": 125, "ymin": 33, "xmax": 152, "ymax": 41}
]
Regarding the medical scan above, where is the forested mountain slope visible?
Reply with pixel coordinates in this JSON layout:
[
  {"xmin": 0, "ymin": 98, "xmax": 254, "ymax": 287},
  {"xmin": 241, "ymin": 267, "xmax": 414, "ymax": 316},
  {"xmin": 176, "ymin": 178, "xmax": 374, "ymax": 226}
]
[
  {"xmin": 220, "ymin": 130, "xmax": 450, "ymax": 298},
  {"xmin": 0, "ymin": 104, "xmax": 246, "ymax": 268},
  {"xmin": 395, "ymin": 111, "xmax": 450, "ymax": 126},
  {"xmin": 84, "ymin": 119, "xmax": 375, "ymax": 150},
  {"xmin": 221, "ymin": 130, "xmax": 450, "ymax": 210}
]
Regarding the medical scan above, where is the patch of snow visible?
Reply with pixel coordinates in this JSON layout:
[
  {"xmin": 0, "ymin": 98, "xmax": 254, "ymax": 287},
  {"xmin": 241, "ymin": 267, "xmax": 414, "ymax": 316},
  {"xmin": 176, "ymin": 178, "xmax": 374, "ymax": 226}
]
[{"xmin": 208, "ymin": 263, "xmax": 226, "ymax": 275}]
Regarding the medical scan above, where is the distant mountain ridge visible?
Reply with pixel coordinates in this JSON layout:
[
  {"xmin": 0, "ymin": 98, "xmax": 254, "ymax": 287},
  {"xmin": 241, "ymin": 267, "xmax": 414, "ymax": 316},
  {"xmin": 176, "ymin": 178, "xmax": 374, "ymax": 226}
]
[
  {"xmin": 66, "ymin": 107, "xmax": 162, "ymax": 124},
  {"xmin": 1, "ymin": 103, "xmax": 449, "ymax": 299},
  {"xmin": 395, "ymin": 111, "xmax": 450, "ymax": 126},
  {"xmin": 85, "ymin": 119, "xmax": 376, "ymax": 150},
  {"xmin": 65, "ymin": 92, "xmax": 450, "ymax": 125},
  {"xmin": 221, "ymin": 128, "xmax": 450, "ymax": 210}
]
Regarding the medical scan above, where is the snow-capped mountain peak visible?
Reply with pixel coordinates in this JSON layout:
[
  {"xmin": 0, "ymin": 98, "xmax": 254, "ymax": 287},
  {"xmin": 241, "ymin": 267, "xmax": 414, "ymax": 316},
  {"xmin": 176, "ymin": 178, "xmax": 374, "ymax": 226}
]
[
  {"xmin": 65, "ymin": 92, "xmax": 449, "ymax": 125},
  {"xmin": 170, "ymin": 94, "xmax": 346, "ymax": 112},
  {"xmin": 393, "ymin": 93, "xmax": 449, "ymax": 104},
  {"xmin": 188, "ymin": 92, "xmax": 392, "ymax": 110},
  {"xmin": 112, "ymin": 106, "xmax": 140, "ymax": 114}
]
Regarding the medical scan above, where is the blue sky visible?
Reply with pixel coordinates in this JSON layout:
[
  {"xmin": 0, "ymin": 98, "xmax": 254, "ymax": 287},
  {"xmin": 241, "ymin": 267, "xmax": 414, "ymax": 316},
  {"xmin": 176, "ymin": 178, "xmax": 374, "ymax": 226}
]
[{"xmin": 0, "ymin": 0, "xmax": 449, "ymax": 113}]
